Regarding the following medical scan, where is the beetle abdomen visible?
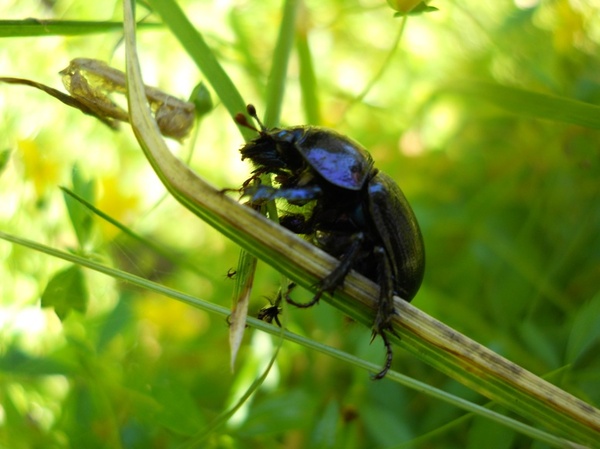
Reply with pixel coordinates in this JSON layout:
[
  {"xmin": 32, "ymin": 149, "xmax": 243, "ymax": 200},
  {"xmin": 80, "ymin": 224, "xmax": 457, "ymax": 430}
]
[{"xmin": 366, "ymin": 171, "xmax": 425, "ymax": 301}]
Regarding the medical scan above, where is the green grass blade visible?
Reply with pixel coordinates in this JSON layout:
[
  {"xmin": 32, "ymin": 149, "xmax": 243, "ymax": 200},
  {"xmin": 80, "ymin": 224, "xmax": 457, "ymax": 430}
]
[
  {"xmin": 446, "ymin": 81, "xmax": 600, "ymax": 130},
  {"xmin": 59, "ymin": 186, "xmax": 207, "ymax": 277},
  {"xmin": 296, "ymin": 25, "xmax": 321, "ymax": 125},
  {"xmin": 0, "ymin": 19, "xmax": 159, "ymax": 37},
  {"xmin": 262, "ymin": 0, "xmax": 299, "ymax": 127}
]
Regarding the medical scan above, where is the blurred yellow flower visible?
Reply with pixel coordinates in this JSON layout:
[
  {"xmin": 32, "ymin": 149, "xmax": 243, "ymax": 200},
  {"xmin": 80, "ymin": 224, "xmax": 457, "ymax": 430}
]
[
  {"xmin": 17, "ymin": 139, "xmax": 61, "ymax": 199},
  {"xmin": 97, "ymin": 175, "xmax": 140, "ymax": 240},
  {"xmin": 135, "ymin": 292, "xmax": 209, "ymax": 342},
  {"xmin": 552, "ymin": 0, "xmax": 585, "ymax": 53}
]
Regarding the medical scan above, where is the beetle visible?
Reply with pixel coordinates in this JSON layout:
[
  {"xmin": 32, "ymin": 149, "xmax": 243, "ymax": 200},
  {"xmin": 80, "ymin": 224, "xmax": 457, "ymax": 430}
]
[{"xmin": 236, "ymin": 104, "xmax": 425, "ymax": 379}]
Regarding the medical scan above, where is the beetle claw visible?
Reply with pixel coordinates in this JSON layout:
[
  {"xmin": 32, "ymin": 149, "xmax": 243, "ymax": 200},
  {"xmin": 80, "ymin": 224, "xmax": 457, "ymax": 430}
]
[
  {"xmin": 371, "ymin": 330, "xmax": 393, "ymax": 380},
  {"xmin": 370, "ymin": 304, "xmax": 399, "ymax": 380}
]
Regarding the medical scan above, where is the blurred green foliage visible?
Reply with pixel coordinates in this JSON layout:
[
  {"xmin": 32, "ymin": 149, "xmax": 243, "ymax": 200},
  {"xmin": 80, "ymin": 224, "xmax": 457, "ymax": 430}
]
[{"xmin": 0, "ymin": 0, "xmax": 599, "ymax": 448}]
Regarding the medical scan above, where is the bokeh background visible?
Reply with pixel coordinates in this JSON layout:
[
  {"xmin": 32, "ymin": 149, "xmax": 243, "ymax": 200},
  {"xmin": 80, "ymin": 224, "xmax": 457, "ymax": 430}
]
[{"xmin": 1, "ymin": 0, "xmax": 599, "ymax": 448}]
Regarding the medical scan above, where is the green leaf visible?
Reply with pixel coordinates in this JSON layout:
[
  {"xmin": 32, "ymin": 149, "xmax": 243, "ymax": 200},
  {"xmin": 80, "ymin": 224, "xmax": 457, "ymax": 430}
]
[
  {"xmin": 151, "ymin": 381, "xmax": 206, "ymax": 436},
  {"xmin": 0, "ymin": 19, "xmax": 160, "ymax": 37},
  {"xmin": 96, "ymin": 294, "xmax": 133, "ymax": 352},
  {"xmin": 388, "ymin": 1, "xmax": 438, "ymax": 16},
  {"xmin": 467, "ymin": 416, "xmax": 517, "ymax": 449},
  {"xmin": 566, "ymin": 292, "xmax": 600, "ymax": 364},
  {"xmin": 363, "ymin": 402, "xmax": 413, "ymax": 446},
  {"xmin": 0, "ymin": 348, "xmax": 72, "ymax": 375},
  {"xmin": 394, "ymin": 6, "xmax": 439, "ymax": 17},
  {"xmin": 0, "ymin": 148, "xmax": 10, "ymax": 175},
  {"xmin": 519, "ymin": 321, "xmax": 561, "ymax": 368},
  {"xmin": 238, "ymin": 389, "xmax": 314, "ymax": 436},
  {"xmin": 63, "ymin": 165, "xmax": 95, "ymax": 248},
  {"xmin": 41, "ymin": 265, "xmax": 88, "ymax": 320},
  {"xmin": 310, "ymin": 400, "xmax": 340, "ymax": 449},
  {"xmin": 445, "ymin": 81, "xmax": 600, "ymax": 130}
]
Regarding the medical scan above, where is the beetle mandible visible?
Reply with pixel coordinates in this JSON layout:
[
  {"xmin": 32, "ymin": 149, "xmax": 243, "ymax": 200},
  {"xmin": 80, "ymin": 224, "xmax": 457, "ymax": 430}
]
[{"xmin": 237, "ymin": 104, "xmax": 425, "ymax": 379}]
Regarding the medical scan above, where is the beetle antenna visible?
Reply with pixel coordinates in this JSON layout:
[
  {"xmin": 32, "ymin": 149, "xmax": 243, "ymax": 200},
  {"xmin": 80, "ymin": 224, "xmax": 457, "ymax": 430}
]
[
  {"xmin": 234, "ymin": 112, "xmax": 259, "ymax": 132},
  {"xmin": 246, "ymin": 104, "xmax": 267, "ymax": 131},
  {"xmin": 234, "ymin": 104, "xmax": 268, "ymax": 134}
]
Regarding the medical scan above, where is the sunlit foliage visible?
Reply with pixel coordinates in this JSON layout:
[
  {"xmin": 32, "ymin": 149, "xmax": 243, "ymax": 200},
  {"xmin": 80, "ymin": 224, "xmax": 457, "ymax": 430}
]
[{"xmin": 1, "ymin": 0, "xmax": 599, "ymax": 447}]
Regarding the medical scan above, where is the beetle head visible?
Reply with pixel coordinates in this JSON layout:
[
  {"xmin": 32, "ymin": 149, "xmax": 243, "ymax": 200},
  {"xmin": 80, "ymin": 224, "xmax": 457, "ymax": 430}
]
[{"xmin": 237, "ymin": 104, "xmax": 305, "ymax": 171}]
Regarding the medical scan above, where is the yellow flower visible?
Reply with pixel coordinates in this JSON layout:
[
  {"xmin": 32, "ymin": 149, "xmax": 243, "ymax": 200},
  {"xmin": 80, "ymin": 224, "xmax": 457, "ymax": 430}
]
[
  {"xmin": 96, "ymin": 175, "xmax": 140, "ymax": 240},
  {"xmin": 18, "ymin": 139, "xmax": 60, "ymax": 199}
]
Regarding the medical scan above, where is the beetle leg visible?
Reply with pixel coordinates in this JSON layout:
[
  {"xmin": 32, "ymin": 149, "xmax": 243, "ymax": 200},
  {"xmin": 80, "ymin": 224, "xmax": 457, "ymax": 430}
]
[
  {"xmin": 286, "ymin": 233, "xmax": 365, "ymax": 308},
  {"xmin": 373, "ymin": 246, "xmax": 397, "ymax": 332},
  {"xmin": 284, "ymin": 279, "xmax": 323, "ymax": 308},
  {"xmin": 279, "ymin": 214, "xmax": 312, "ymax": 234},
  {"xmin": 243, "ymin": 184, "xmax": 322, "ymax": 205},
  {"xmin": 371, "ymin": 246, "xmax": 397, "ymax": 379}
]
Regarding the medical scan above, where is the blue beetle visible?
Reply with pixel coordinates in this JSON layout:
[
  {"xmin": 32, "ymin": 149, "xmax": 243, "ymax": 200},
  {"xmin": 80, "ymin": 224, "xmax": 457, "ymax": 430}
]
[{"xmin": 237, "ymin": 105, "xmax": 425, "ymax": 379}]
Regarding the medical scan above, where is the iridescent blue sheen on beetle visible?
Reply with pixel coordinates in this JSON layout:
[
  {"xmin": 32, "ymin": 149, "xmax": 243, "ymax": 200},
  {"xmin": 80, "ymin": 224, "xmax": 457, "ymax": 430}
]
[{"xmin": 237, "ymin": 105, "xmax": 425, "ymax": 379}]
